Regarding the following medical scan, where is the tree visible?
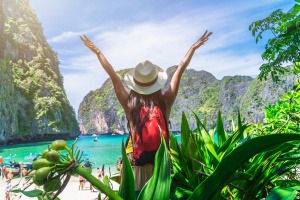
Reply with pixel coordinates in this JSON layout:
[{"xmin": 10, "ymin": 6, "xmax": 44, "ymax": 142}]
[{"xmin": 249, "ymin": 0, "xmax": 300, "ymax": 82}]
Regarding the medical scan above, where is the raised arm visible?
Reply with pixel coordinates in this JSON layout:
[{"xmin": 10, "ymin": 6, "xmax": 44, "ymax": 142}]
[
  {"xmin": 80, "ymin": 35, "xmax": 129, "ymax": 110},
  {"xmin": 164, "ymin": 30, "xmax": 212, "ymax": 105}
]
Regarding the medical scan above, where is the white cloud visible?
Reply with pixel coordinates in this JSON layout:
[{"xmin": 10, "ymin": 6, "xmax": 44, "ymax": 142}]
[
  {"xmin": 48, "ymin": 27, "xmax": 102, "ymax": 43},
  {"xmin": 47, "ymin": 0, "xmax": 293, "ymax": 114}
]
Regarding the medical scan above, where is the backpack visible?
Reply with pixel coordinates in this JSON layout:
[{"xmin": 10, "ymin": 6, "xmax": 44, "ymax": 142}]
[{"xmin": 127, "ymin": 105, "xmax": 169, "ymax": 165}]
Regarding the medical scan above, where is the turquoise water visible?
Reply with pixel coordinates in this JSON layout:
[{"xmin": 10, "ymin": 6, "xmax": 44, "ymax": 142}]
[{"xmin": 0, "ymin": 135, "xmax": 127, "ymax": 174}]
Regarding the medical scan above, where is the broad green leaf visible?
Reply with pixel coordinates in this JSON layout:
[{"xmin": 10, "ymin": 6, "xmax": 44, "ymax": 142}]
[
  {"xmin": 110, "ymin": 174, "xmax": 121, "ymax": 184},
  {"xmin": 181, "ymin": 112, "xmax": 191, "ymax": 153},
  {"xmin": 118, "ymin": 141, "xmax": 135, "ymax": 200},
  {"xmin": 188, "ymin": 134, "xmax": 300, "ymax": 200},
  {"xmin": 218, "ymin": 124, "xmax": 248, "ymax": 158},
  {"xmin": 216, "ymin": 110, "xmax": 227, "ymax": 147},
  {"xmin": 21, "ymin": 190, "xmax": 43, "ymax": 197},
  {"xmin": 266, "ymin": 187, "xmax": 297, "ymax": 200},
  {"xmin": 245, "ymin": 151, "xmax": 282, "ymax": 197},
  {"xmin": 138, "ymin": 133, "xmax": 171, "ymax": 200},
  {"xmin": 171, "ymin": 187, "xmax": 193, "ymax": 200},
  {"xmin": 289, "ymin": 4, "xmax": 300, "ymax": 15},
  {"xmin": 102, "ymin": 175, "xmax": 110, "ymax": 187},
  {"xmin": 193, "ymin": 111, "xmax": 219, "ymax": 162},
  {"xmin": 12, "ymin": 189, "xmax": 22, "ymax": 193},
  {"xmin": 226, "ymin": 172, "xmax": 252, "ymax": 183},
  {"xmin": 186, "ymin": 137, "xmax": 201, "ymax": 187},
  {"xmin": 170, "ymin": 134, "xmax": 189, "ymax": 175},
  {"xmin": 273, "ymin": 180, "xmax": 300, "ymax": 188}
]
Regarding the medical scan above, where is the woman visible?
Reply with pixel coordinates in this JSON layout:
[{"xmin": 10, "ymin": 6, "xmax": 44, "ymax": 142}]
[{"xmin": 80, "ymin": 30, "xmax": 212, "ymax": 191}]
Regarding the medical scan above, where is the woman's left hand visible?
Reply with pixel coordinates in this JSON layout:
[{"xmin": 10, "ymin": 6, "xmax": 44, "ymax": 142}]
[{"xmin": 192, "ymin": 30, "xmax": 212, "ymax": 50}]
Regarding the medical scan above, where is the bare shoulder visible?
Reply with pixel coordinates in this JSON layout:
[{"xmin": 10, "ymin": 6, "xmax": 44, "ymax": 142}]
[
  {"xmin": 163, "ymin": 90, "xmax": 175, "ymax": 107},
  {"xmin": 162, "ymin": 91, "xmax": 174, "ymax": 118}
]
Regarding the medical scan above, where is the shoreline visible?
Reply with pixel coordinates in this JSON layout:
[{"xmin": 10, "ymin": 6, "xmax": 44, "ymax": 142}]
[
  {"xmin": 0, "ymin": 169, "xmax": 120, "ymax": 200},
  {"xmin": 0, "ymin": 133, "xmax": 128, "ymax": 146}
]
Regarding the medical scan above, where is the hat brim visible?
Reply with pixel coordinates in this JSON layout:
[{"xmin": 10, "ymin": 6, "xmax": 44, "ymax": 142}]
[{"xmin": 124, "ymin": 66, "xmax": 167, "ymax": 95}]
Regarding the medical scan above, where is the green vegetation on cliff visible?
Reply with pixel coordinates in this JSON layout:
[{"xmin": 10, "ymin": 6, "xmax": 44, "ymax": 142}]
[
  {"xmin": 0, "ymin": 0, "xmax": 79, "ymax": 144},
  {"xmin": 78, "ymin": 67, "xmax": 298, "ymax": 134}
]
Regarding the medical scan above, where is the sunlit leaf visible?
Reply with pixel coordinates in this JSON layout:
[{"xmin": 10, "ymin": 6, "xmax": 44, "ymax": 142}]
[
  {"xmin": 138, "ymin": 133, "xmax": 171, "ymax": 200},
  {"xmin": 21, "ymin": 190, "xmax": 43, "ymax": 197},
  {"xmin": 188, "ymin": 134, "xmax": 300, "ymax": 200},
  {"xmin": 118, "ymin": 140, "xmax": 135, "ymax": 200},
  {"xmin": 266, "ymin": 187, "xmax": 298, "ymax": 200}
]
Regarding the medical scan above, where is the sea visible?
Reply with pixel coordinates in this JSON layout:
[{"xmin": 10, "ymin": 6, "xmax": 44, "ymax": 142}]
[{"xmin": 0, "ymin": 134, "xmax": 129, "ymax": 174}]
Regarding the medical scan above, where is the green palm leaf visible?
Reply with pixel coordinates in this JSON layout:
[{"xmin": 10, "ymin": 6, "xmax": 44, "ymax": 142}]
[
  {"xmin": 193, "ymin": 111, "xmax": 219, "ymax": 162},
  {"xmin": 138, "ymin": 133, "xmax": 171, "ymax": 200},
  {"xmin": 216, "ymin": 110, "xmax": 227, "ymax": 147},
  {"xmin": 181, "ymin": 112, "xmax": 191, "ymax": 153},
  {"xmin": 118, "ymin": 141, "xmax": 135, "ymax": 200},
  {"xmin": 266, "ymin": 186, "xmax": 300, "ymax": 200},
  {"xmin": 188, "ymin": 134, "xmax": 300, "ymax": 200}
]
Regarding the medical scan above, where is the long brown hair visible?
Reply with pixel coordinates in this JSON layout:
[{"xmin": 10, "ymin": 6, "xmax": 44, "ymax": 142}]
[{"xmin": 127, "ymin": 89, "xmax": 168, "ymax": 142}]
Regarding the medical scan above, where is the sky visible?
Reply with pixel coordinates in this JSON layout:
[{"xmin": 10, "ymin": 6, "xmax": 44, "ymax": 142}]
[{"xmin": 28, "ymin": 0, "xmax": 294, "ymax": 116}]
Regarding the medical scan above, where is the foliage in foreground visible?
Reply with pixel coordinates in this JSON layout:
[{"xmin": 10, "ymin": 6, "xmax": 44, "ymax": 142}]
[
  {"xmin": 11, "ymin": 108, "xmax": 300, "ymax": 200},
  {"xmin": 170, "ymin": 111, "xmax": 300, "ymax": 200}
]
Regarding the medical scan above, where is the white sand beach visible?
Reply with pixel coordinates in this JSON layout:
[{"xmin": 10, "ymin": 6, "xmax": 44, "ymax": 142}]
[{"xmin": 0, "ymin": 170, "xmax": 120, "ymax": 200}]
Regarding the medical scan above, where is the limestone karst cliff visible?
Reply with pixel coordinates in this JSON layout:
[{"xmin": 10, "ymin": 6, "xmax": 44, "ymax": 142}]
[
  {"xmin": 0, "ymin": 0, "xmax": 80, "ymax": 144},
  {"xmin": 78, "ymin": 66, "xmax": 298, "ymax": 135}
]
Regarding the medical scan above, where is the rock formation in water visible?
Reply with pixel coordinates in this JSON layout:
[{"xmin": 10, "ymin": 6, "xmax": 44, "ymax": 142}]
[{"xmin": 78, "ymin": 65, "xmax": 298, "ymax": 135}]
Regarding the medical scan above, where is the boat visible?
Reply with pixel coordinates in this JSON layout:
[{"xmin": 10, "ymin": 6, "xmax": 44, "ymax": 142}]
[
  {"xmin": 3, "ymin": 166, "xmax": 21, "ymax": 177},
  {"xmin": 2, "ymin": 156, "xmax": 21, "ymax": 177},
  {"xmin": 24, "ymin": 153, "xmax": 39, "ymax": 161},
  {"xmin": 92, "ymin": 134, "xmax": 97, "ymax": 137},
  {"xmin": 93, "ymin": 136, "xmax": 98, "ymax": 142},
  {"xmin": 23, "ymin": 153, "xmax": 39, "ymax": 170}
]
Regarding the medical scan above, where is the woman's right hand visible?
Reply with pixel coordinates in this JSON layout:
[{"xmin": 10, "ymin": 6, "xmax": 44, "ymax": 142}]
[{"xmin": 80, "ymin": 35, "xmax": 100, "ymax": 54}]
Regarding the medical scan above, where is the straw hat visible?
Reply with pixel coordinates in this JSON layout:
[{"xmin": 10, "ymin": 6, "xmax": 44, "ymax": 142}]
[{"xmin": 124, "ymin": 60, "xmax": 167, "ymax": 95}]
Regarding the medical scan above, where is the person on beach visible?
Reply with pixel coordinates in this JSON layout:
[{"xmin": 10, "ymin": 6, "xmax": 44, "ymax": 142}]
[
  {"xmin": 101, "ymin": 164, "xmax": 105, "ymax": 177},
  {"xmin": 7, "ymin": 170, "xmax": 13, "ymax": 180},
  {"xmin": 81, "ymin": 30, "xmax": 212, "ymax": 194},
  {"xmin": 5, "ymin": 179, "xmax": 12, "ymax": 200},
  {"xmin": 19, "ymin": 162, "xmax": 23, "ymax": 178},
  {"xmin": 79, "ymin": 175, "xmax": 85, "ymax": 190},
  {"xmin": 97, "ymin": 167, "xmax": 101, "ymax": 180},
  {"xmin": 2, "ymin": 166, "xmax": 7, "ymax": 179},
  {"xmin": 0, "ymin": 156, "xmax": 3, "ymax": 179},
  {"xmin": 22, "ymin": 168, "xmax": 27, "ymax": 177}
]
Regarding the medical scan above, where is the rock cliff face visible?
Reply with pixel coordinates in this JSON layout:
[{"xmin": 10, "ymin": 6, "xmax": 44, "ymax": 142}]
[
  {"xmin": 78, "ymin": 66, "xmax": 298, "ymax": 134},
  {"xmin": 0, "ymin": 0, "xmax": 80, "ymax": 144}
]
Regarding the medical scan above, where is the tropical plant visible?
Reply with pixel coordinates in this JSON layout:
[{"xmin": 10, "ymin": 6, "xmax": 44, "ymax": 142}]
[
  {"xmin": 11, "ymin": 109, "xmax": 300, "ymax": 200},
  {"xmin": 170, "ymin": 111, "xmax": 300, "ymax": 200},
  {"xmin": 246, "ymin": 0, "xmax": 300, "ymax": 140},
  {"xmin": 264, "ymin": 89, "xmax": 300, "ymax": 134},
  {"xmin": 11, "ymin": 133, "xmax": 171, "ymax": 200}
]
